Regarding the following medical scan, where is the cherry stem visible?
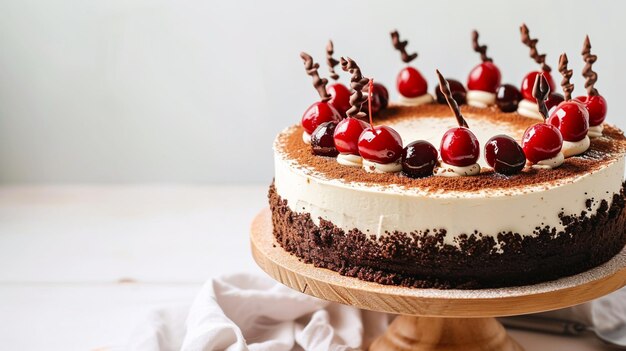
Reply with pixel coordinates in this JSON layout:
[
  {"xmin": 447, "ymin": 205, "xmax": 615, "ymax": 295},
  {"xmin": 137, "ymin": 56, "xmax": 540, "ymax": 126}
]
[{"xmin": 368, "ymin": 78, "xmax": 374, "ymax": 127}]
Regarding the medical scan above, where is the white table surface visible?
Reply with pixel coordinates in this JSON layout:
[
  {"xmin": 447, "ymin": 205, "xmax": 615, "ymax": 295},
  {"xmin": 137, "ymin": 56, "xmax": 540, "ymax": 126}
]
[{"xmin": 0, "ymin": 185, "xmax": 612, "ymax": 350}]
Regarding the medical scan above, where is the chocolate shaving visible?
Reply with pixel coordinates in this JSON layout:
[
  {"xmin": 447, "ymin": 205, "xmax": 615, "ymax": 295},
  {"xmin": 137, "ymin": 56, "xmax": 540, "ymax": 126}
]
[
  {"xmin": 326, "ymin": 40, "xmax": 340, "ymax": 81},
  {"xmin": 390, "ymin": 30, "xmax": 418, "ymax": 63},
  {"xmin": 582, "ymin": 35, "xmax": 599, "ymax": 96},
  {"xmin": 520, "ymin": 24, "xmax": 551, "ymax": 72},
  {"xmin": 532, "ymin": 73, "xmax": 551, "ymax": 121},
  {"xmin": 472, "ymin": 30, "xmax": 492, "ymax": 62},
  {"xmin": 300, "ymin": 52, "xmax": 331, "ymax": 102},
  {"xmin": 340, "ymin": 57, "xmax": 369, "ymax": 119},
  {"xmin": 436, "ymin": 69, "xmax": 469, "ymax": 128},
  {"xmin": 558, "ymin": 53, "xmax": 574, "ymax": 101}
]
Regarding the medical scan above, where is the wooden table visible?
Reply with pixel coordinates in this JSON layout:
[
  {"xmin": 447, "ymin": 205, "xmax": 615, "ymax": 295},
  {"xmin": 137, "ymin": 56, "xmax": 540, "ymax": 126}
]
[{"xmin": 0, "ymin": 185, "xmax": 615, "ymax": 350}]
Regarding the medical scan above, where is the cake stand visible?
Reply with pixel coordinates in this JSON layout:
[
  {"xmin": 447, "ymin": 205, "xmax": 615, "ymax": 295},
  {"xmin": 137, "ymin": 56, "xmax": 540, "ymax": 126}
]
[{"xmin": 250, "ymin": 208, "xmax": 626, "ymax": 351}]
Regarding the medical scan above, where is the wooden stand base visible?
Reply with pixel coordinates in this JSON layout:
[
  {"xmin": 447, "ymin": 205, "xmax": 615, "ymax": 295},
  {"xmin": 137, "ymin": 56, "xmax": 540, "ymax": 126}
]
[
  {"xmin": 370, "ymin": 316, "xmax": 523, "ymax": 351},
  {"xmin": 251, "ymin": 208, "xmax": 626, "ymax": 351}
]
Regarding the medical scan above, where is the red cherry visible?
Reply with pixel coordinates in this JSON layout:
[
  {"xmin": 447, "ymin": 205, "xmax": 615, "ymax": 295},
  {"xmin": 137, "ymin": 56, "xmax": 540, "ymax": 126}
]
[
  {"xmin": 546, "ymin": 93, "xmax": 565, "ymax": 113},
  {"xmin": 522, "ymin": 124, "xmax": 563, "ymax": 163},
  {"xmin": 496, "ymin": 84, "xmax": 522, "ymax": 112},
  {"xmin": 520, "ymin": 71, "xmax": 556, "ymax": 102},
  {"xmin": 333, "ymin": 117, "xmax": 370, "ymax": 155},
  {"xmin": 327, "ymin": 83, "xmax": 351, "ymax": 117},
  {"xmin": 401, "ymin": 140, "xmax": 438, "ymax": 178},
  {"xmin": 358, "ymin": 126, "xmax": 403, "ymax": 164},
  {"xmin": 301, "ymin": 101, "xmax": 341, "ymax": 135},
  {"xmin": 484, "ymin": 135, "xmax": 526, "ymax": 175},
  {"xmin": 440, "ymin": 127, "xmax": 480, "ymax": 167},
  {"xmin": 361, "ymin": 83, "xmax": 389, "ymax": 115},
  {"xmin": 547, "ymin": 101, "xmax": 589, "ymax": 142},
  {"xmin": 311, "ymin": 121, "xmax": 339, "ymax": 157},
  {"xmin": 575, "ymin": 95, "xmax": 607, "ymax": 126},
  {"xmin": 467, "ymin": 61, "xmax": 502, "ymax": 93},
  {"xmin": 435, "ymin": 79, "xmax": 467, "ymax": 105},
  {"xmin": 397, "ymin": 66, "xmax": 428, "ymax": 98}
]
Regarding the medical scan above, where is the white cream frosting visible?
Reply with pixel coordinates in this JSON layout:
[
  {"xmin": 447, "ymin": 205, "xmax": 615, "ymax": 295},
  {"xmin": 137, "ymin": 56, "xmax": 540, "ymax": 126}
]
[
  {"xmin": 517, "ymin": 99, "xmax": 543, "ymax": 120},
  {"xmin": 302, "ymin": 132, "xmax": 311, "ymax": 144},
  {"xmin": 274, "ymin": 113, "xmax": 624, "ymax": 245},
  {"xmin": 337, "ymin": 153, "xmax": 362, "ymax": 167},
  {"xmin": 467, "ymin": 90, "xmax": 496, "ymax": 108},
  {"xmin": 531, "ymin": 152, "xmax": 565, "ymax": 170},
  {"xmin": 588, "ymin": 124, "xmax": 604, "ymax": 138},
  {"xmin": 434, "ymin": 162, "xmax": 480, "ymax": 177},
  {"xmin": 398, "ymin": 93, "xmax": 434, "ymax": 106},
  {"xmin": 562, "ymin": 136, "xmax": 590, "ymax": 158},
  {"xmin": 362, "ymin": 159, "xmax": 402, "ymax": 173}
]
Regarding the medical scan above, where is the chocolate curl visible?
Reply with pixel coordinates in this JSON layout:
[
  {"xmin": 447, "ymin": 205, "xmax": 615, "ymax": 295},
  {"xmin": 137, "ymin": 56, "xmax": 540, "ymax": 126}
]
[
  {"xmin": 340, "ymin": 57, "xmax": 369, "ymax": 119},
  {"xmin": 532, "ymin": 73, "xmax": 551, "ymax": 121},
  {"xmin": 558, "ymin": 53, "xmax": 574, "ymax": 101},
  {"xmin": 436, "ymin": 69, "xmax": 469, "ymax": 128},
  {"xmin": 472, "ymin": 30, "xmax": 492, "ymax": 62},
  {"xmin": 581, "ymin": 35, "xmax": 599, "ymax": 96},
  {"xmin": 326, "ymin": 40, "xmax": 340, "ymax": 81},
  {"xmin": 300, "ymin": 52, "xmax": 331, "ymax": 102},
  {"xmin": 520, "ymin": 24, "xmax": 551, "ymax": 72},
  {"xmin": 390, "ymin": 30, "xmax": 418, "ymax": 63}
]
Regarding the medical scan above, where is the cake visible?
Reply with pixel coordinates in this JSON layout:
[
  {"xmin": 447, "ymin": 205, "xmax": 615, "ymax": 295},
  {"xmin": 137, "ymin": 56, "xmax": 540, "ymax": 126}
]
[{"xmin": 268, "ymin": 26, "xmax": 626, "ymax": 289}]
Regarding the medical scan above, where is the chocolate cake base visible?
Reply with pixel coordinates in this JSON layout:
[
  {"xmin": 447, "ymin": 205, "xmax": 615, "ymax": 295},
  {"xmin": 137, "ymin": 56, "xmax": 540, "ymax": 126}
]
[{"xmin": 268, "ymin": 183, "xmax": 626, "ymax": 289}]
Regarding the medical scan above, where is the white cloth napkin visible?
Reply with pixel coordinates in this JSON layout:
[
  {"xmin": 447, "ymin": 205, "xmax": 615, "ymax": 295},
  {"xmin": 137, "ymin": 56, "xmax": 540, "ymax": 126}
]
[{"xmin": 127, "ymin": 273, "xmax": 625, "ymax": 351}]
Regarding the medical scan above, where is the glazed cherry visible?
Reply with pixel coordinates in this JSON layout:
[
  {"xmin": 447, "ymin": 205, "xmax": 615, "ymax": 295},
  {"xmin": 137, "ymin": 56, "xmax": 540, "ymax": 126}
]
[
  {"xmin": 547, "ymin": 101, "xmax": 589, "ymax": 142},
  {"xmin": 545, "ymin": 93, "xmax": 565, "ymax": 113},
  {"xmin": 311, "ymin": 121, "xmax": 339, "ymax": 157},
  {"xmin": 327, "ymin": 83, "xmax": 351, "ymax": 117},
  {"xmin": 301, "ymin": 101, "xmax": 341, "ymax": 135},
  {"xmin": 397, "ymin": 66, "xmax": 428, "ymax": 98},
  {"xmin": 333, "ymin": 117, "xmax": 369, "ymax": 155},
  {"xmin": 467, "ymin": 61, "xmax": 501, "ymax": 93},
  {"xmin": 361, "ymin": 82, "xmax": 389, "ymax": 115},
  {"xmin": 522, "ymin": 124, "xmax": 563, "ymax": 164},
  {"xmin": 358, "ymin": 126, "xmax": 403, "ymax": 164},
  {"xmin": 575, "ymin": 95, "xmax": 607, "ymax": 126},
  {"xmin": 496, "ymin": 84, "xmax": 522, "ymax": 112},
  {"xmin": 401, "ymin": 140, "xmax": 438, "ymax": 178},
  {"xmin": 484, "ymin": 135, "xmax": 526, "ymax": 175},
  {"xmin": 520, "ymin": 71, "xmax": 556, "ymax": 102},
  {"xmin": 440, "ymin": 127, "xmax": 480, "ymax": 167},
  {"xmin": 435, "ymin": 79, "xmax": 466, "ymax": 105}
]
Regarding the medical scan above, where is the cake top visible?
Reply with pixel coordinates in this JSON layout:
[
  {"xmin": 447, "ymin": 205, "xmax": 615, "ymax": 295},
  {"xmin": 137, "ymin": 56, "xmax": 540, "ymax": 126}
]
[{"xmin": 288, "ymin": 25, "xmax": 617, "ymax": 194}]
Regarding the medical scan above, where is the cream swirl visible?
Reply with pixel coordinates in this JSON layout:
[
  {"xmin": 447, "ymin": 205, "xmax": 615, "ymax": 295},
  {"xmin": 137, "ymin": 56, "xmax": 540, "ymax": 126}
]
[
  {"xmin": 517, "ymin": 99, "xmax": 543, "ymax": 120},
  {"xmin": 434, "ymin": 162, "xmax": 480, "ymax": 177},
  {"xmin": 531, "ymin": 152, "xmax": 565, "ymax": 169},
  {"xmin": 467, "ymin": 90, "xmax": 496, "ymax": 108},
  {"xmin": 398, "ymin": 93, "xmax": 434, "ymax": 106},
  {"xmin": 362, "ymin": 159, "xmax": 402, "ymax": 173},
  {"xmin": 337, "ymin": 153, "xmax": 363, "ymax": 167},
  {"xmin": 562, "ymin": 136, "xmax": 590, "ymax": 158},
  {"xmin": 302, "ymin": 132, "xmax": 311, "ymax": 145},
  {"xmin": 588, "ymin": 124, "xmax": 604, "ymax": 138}
]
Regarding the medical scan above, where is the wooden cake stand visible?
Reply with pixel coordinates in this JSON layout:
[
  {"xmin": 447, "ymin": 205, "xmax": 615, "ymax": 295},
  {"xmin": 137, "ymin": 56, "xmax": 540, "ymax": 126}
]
[{"xmin": 250, "ymin": 208, "xmax": 626, "ymax": 351}]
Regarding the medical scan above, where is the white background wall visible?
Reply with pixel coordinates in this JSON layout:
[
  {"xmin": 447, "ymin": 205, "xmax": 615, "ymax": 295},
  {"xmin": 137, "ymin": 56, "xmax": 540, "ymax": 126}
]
[{"xmin": 0, "ymin": 0, "xmax": 624, "ymax": 183}]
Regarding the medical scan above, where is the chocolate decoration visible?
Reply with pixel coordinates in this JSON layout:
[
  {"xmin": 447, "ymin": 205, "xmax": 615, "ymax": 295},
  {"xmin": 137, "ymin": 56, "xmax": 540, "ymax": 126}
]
[
  {"xmin": 520, "ymin": 24, "xmax": 551, "ymax": 72},
  {"xmin": 472, "ymin": 30, "xmax": 492, "ymax": 62},
  {"xmin": 436, "ymin": 69, "xmax": 469, "ymax": 128},
  {"xmin": 300, "ymin": 52, "xmax": 331, "ymax": 102},
  {"xmin": 558, "ymin": 53, "xmax": 574, "ymax": 101},
  {"xmin": 326, "ymin": 40, "xmax": 340, "ymax": 81},
  {"xmin": 390, "ymin": 30, "xmax": 418, "ymax": 64},
  {"xmin": 582, "ymin": 35, "xmax": 599, "ymax": 96},
  {"xmin": 340, "ymin": 57, "xmax": 369, "ymax": 119},
  {"xmin": 532, "ymin": 73, "xmax": 551, "ymax": 121}
]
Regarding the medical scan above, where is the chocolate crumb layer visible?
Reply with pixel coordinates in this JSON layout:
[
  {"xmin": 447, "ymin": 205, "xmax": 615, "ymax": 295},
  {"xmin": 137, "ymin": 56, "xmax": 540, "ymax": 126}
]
[
  {"xmin": 269, "ymin": 183, "xmax": 626, "ymax": 289},
  {"xmin": 276, "ymin": 104, "xmax": 626, "ymax": 193}
]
